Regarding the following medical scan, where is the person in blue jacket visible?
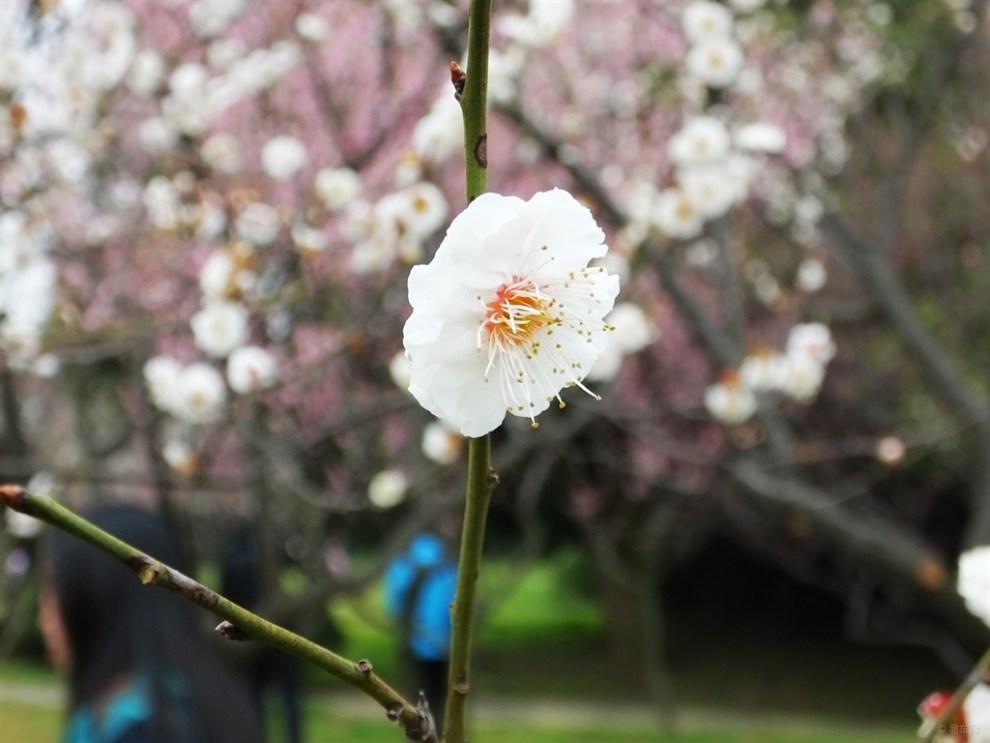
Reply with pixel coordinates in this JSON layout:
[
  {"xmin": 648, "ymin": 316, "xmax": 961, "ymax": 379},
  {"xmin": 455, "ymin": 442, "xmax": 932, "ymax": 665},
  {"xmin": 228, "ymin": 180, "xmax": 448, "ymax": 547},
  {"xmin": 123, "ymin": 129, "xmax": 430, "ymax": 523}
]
[{"xmin": 384, "ymin": 532, "xmax": 457, "ymax": 733}]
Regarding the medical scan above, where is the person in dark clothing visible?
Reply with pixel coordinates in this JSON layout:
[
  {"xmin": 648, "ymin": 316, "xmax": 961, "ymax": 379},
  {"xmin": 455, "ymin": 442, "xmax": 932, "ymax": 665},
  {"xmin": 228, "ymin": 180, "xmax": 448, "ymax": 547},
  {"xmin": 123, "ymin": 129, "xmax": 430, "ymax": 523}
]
[
  {"xmin": 39, "ymin": 505, "xmax": 264, "ymax": 743},
  {"xmin": 384, "ymin": 532, "xmax": 457, "ymax": 733}
]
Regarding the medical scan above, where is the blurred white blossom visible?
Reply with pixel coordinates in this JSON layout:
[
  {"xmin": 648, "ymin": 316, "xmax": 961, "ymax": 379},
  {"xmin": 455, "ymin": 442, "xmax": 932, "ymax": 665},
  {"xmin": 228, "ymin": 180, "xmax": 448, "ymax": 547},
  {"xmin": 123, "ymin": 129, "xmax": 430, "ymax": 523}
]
[
  {"xmin": 295, "ymin": 12, "xmax": 329, "ymax": 42},
  {"xmin": 734, "ymin": 122, "xmax": 786, "ymax": 153},
  {"xmin": 740, "ymin": 350, "xmax": 790, "ymax": 391},
  {"xmin": 411, "ymin": 91, "xmax": 463, "ymax": 163},
  {"xmin": 668, "ymin": 116, "xmax": 732, "ymax": 166},
  {"xmin": 704, "ymin": 374, "xmax": 757, "ymax": 424},
  {"xmin": 683, "ymin": 0, "xmax": 734, "ymax": 43},
  {"xmin": 686, "ymin": 37, "xmax": 744, "ymax": 88},
  {"xmin": 261, "ymin": 135, "xmax": 307, "ymax": 182},
  {"xmin": 422, "ymin": 421, "xmax": 463, "ymax": 465},
  {"xmin": 191, "ymin": 300, "xmax": 250, "ymax": 359},
  {"xmin": 499, "ymin": 0, "xmax": 575, "ymax": 48},
  {"xmin": 235, "ymin": 202, "xmax": 281, "ymax": 246},
  {"xmin": 368, "ymin": 469, "xmax": 408, "ymax": 509},
  {"xmin": 653, "ymin": 187, "xmax": 704, "ymax": 239},
  {"xmin": 227, "ymin": 345, "xmax": 278, "ymax": 394},
  {"xmin": 796, "ymin": 257, "xmax": 828, "ymax": 292},
  {"xmin": 787, "ymin": 322, "xmax": 836, "ymax": 365},
  {"xmin": 173, "ymin": 362, "xmax": 227, "ymax": 424},
  {"xmin": 315, "ymin": 167, "xmax": 362, "ymax": 211}
]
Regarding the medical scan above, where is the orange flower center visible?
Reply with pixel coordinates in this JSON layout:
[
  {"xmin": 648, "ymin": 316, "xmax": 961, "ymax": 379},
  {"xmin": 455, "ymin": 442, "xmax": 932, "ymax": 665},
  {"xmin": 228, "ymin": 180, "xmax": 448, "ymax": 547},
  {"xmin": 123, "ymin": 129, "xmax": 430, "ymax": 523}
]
[{"xmin": 483, "ymin": 278, "xmax": 552, "ymax": 347}]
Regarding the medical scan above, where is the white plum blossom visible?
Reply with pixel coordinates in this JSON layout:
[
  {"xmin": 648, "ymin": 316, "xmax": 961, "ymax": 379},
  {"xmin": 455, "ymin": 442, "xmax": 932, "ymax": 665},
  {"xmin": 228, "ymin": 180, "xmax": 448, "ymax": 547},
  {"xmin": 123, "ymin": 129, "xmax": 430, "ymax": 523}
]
[
  {"xmin": 137, "ymin": 117, "xmax": 177, "ymax": 154},
  {"xmin": 735, "ymin": 122, "xmax": 787, "ymax": 154},
  {"xmin": 5, "ymin": 470, "xmax": 52, "ymax": 538},
  {"xmin": 162, "ymin": 438, "xmax": 196, "ymax": 476},
  {"xmin": 796, "ymin": 257, "xmax": 828, "ymax": 292},
  {"xmin": 422, "ymin": 421, "xmax": 463, "ymax": 465},
  {"xmin": 145, "ymin": 356, "xmax": 226, "ymax": 424},
  {"xmin": 295, "ymin": 13, "xmax": 329, "ymax": 42},
  {"xmin": 403, "ymin": 189, "xmax": 619, "ymax": 437},
  {"xmin": 368, "ymin": 469, "xmax": 408, "ymax": 509},
  {"xmin": 261, "ymin": 135, "xmax": 307, "ymax": 181},
  {"xmin": 200, "ymin": 251, "xmax": 235, "ymax": 299},
  {"xmin": 315, "ymin": 167, "xmax": 361, "ymax": 211},
  {"xmin": 686, "ymin": 37, "xmax": 744, "ymax": 88},
  {"xmin": 488, "ymin": 47, "xmax": 524, "ymax": 104},
  {"xmin": 382, "ymin": 182, "xmax": 449, "ymax": 242},
  {"xmin": 207, "ymin": 38, "xmax": 248, "ymax": 71},
  {"xmin": 143, "ymin": 176, "xmax": 181, "ymax": 230},
  {"xmin": 787, "ymin": 322, "xmax": 836, "ymax": 364},
  {"xmin": 740, "ymin": 349, "xmax": 790, "ymax": 391},
  {"xmin": 586, "ymin": 302, "xmax": 656, "ymax": 382},
  {"xmin": 173, "ymin": 362, "xmax": 226, "ymax": 424},
  {"xmin": 201, "ymin": 132, "xmax": 243, "ymax": 174},
  {"xmin": 957, "ymin": 546, "xmax": 990, "ymax": 629},
  {"xmin": 499, "ymin": 0, "xmax": 575, "ymax": 48},
  {"xmin": 291, "ymin": 223, "xmax": 329, "ymax": 254},
  {"xmin": 191, "ymin": 300, "xmax": 250, "ymax": 358},
  {"xmin": 730, "ymin": 0, "xmax": 767, "ymax": 11},
  {"xmin": 683, "ymin": 0, "xmax": 734, "ymax": 43},
  {"xmin": 875, "ymin": 435, "xmax": 906, "ymax": 465},
  {"xmin": 127, "ymin": 49, "xmax": 164, "ymax": 97},
  {"xmin": 227, "ymin": 345, "xmax": 278, "ymax": 394},
  {"xmin": 5, "ymin": 506, "xmax": 43, "ymax": 539},
  {"xmin": 144, "ymin": 355, "xmax": 183, "ymax": 412},
  {"xmin": 235, "ymin": 202, "xmax": 281, "ymax": 246},
  {"xmin": 704, "ymin": 374, "xmax": 757, "ymax": 424},
  {"xmin": 188, "ymin": 0, "xmax": 248, "ymax": 38},
  {"xmin": 781, "ymin": 351, "xmax": 826, "ymax": 402},
  {"xmin": 668, "ymin": 116, "xmax": 731, "ymax": 166},
  {"xmin": 411, "ymin": 91, "xmax": 463, "ymax": 164},
  {"xmin": 653, "ymin": 187, "xmax": 704, "ymax": 239},
  {"xmin": 679, "ymin": 164, "xmax": 740, "ymax": 219}
]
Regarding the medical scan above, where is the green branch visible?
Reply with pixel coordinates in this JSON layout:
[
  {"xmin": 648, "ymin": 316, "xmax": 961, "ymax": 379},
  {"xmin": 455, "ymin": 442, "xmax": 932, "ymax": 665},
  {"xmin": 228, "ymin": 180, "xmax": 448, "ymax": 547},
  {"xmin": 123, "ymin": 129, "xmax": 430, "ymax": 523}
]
[
  {"xmin": 0, "ymin": 484, "xmax": 431, "ymax": 741},
  {"xmin": 443, "ymin": 2, "xmax": 495, "ymax": 741},
  {"xmin": 444, "ymin": 436, "xmax": 496, "ymax": 743},
  {"xmin": 458, "ymin": 0, "xmax": 491, "ymax": 203}
]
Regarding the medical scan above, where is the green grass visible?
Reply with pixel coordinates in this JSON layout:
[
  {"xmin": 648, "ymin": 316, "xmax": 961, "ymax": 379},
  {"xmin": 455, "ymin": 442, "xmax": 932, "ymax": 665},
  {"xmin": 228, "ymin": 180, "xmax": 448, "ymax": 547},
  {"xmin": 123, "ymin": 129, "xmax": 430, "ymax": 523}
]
[{"xmin": 0, "ymin": 693, "xmax": 916, "ymax": 743}]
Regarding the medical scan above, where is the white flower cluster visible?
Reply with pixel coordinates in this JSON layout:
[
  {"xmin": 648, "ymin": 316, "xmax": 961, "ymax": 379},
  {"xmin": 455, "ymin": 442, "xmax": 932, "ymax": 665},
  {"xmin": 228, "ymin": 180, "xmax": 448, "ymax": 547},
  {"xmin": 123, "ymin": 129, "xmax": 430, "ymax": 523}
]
[
  {"xmin": 0, "ymin": 212, "xmax": 58, "ymax": 373},
  {"xmin": 704, "ymin": 322, "xmax": 836, "ymax": 425},
  {"xmin": 342, "ymin": 182, "xmax": 449, "ymax": 273},
  {"xmin": 499, "ymin": 0, "xmax": 575, "ymax": 49},
  {"xmin": 614, "ymin": 1, "xmax": 789, "ymax": 245},
  {"xmin": 0, "ymin": 2, "xmax": 142, "ymax": 372},
  {"xmin": 144, "ymin": 356, "xmax": 227, "ymax": 425},
  {"xmin": 141, "ymin": 41, "xmax": 301, "ymax": 147},
  {"xmin": 682, "ymin": 0, "xmax": 744, "ymax": 89},
  {"xmin": 644, "ymin": 113, "xmax": 785, "ymax": 241}
]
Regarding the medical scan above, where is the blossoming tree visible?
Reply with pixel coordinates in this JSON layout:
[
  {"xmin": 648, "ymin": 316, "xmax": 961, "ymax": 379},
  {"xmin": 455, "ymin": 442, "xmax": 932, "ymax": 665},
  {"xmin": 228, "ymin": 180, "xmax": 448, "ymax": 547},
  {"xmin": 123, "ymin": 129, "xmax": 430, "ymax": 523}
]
[{"xmin": 1, "ymin": 0, "xmax": 988, "ymax": 739}]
